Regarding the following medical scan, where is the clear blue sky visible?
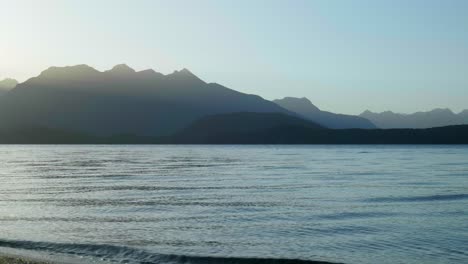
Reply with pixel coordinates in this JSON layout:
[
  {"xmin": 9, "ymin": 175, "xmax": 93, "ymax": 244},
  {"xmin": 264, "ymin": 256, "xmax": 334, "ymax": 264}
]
[{"xmin": 1, "ymin": 0, "xmax": 467, "ymax": 114}]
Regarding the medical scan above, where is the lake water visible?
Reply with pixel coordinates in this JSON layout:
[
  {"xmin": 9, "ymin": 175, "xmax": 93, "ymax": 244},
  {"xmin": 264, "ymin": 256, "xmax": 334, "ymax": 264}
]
[{"xmin": 0, "ymin": 145, "xmax": 467, "ymax": 264}]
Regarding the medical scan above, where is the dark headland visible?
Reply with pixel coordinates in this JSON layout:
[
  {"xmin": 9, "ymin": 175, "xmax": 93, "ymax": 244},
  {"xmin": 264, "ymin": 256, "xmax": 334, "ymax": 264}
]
[{"xmin": 1, "ymin": 113, "xmax": 467, "ymax": 144}]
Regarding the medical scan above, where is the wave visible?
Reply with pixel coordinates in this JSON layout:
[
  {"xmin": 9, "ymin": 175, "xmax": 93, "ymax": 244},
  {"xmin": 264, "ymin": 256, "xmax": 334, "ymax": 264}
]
[
  {"xmin": 365, "ymin": 193, "xmax": 468, "ymax": 203},
  {"xmin": 0, "ymin": 239, "xmax": 340, "ymax": 264}
]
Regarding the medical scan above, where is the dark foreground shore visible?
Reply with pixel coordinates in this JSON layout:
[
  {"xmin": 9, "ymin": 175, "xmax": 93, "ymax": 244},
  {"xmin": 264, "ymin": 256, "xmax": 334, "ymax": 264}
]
[
  {"xmin": 0, "ymin": 255, "xmax": 49, "ymax": 264},
  {"xmin": 1, "ymin": 119, "xmax": 468, "ymax": 144},
  {"xmin": 0, "ymin": 253, "xmax": 342, "ymax": 264}
]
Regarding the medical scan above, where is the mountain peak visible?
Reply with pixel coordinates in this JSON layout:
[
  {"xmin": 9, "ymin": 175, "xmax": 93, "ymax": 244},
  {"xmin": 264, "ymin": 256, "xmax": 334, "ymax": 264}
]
[
  {"xmin": 172, "ymin": 68, "xmax": 195, "ymax": 76},
  {"xmin": 108, "ymin": 64, "xmax": 136, "ymax": 74},
  {"xmin": 139, "ymin": 69, "xmax": 157, "ymax": 74},
  {"xmin": 38, "ymin": 64, "xmax": 100, "ymax": 80},
  {"xmin": 361, "ymin": 110, "xmax": 374, "ymax": 115},
  {"xmin": 137, "ymin": 69, "xmax": 164, "ymax": 79},
  {"xmin": 1, "ymin": 77, "xmax": 18, "ymax": 82},
  {"xmin": 0, "ymin": 78, "xmax": 18, "ymax": 90},
  {"xmin": 274, "ymin": 97, "xmax": 320, "ymax": 112},
  {"xmin": 167, "ymin": 68, "xmax": 205, "ymax": 84},
  {"xmin": 429, "ymin": 108, "xmax": 453, "ymax": 114},
  {"xmin": 46, "ymin": 64, "xmax": 95, "ymax": 71},
  {"xmin": 274, "ymin": 96, "xmax": 376, "ymax": 129},
  {"xmin": 179, "ymin": 68, "xmax": 193, "ymax": 74}
]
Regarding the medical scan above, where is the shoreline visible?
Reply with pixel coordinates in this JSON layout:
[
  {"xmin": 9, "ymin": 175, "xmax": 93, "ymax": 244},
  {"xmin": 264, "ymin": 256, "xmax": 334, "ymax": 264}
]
[
  {"xmin": 0, "ymin": 248, "xmax": 80, "ymax": 264},
  {"xmin": 0, "ymin": 255, "xmax": 50, "ymax": 264},
  {"xmin": 0, "ymin": 251, "xmax": 343, "ymax": 264}
]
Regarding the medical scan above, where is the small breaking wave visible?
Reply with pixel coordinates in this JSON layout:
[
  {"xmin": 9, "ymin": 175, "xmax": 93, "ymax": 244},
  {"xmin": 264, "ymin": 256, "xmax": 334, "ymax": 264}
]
[
  {"xmin": 365, "ymin": 193, "xmax": 468, "ymax": 203},
  {"xmin": 0, "ymin": 239, "xmax": 340, "ymax": 264}
]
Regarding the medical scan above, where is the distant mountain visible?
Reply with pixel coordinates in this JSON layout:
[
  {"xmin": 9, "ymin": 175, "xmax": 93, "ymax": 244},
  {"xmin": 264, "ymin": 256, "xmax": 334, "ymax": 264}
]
[
  {"xmin": 0, "ymin": 78, "xmax": 18, "ymax": 95},
  {"xmin": 0, "ymin": 64, "xmax": 291, "ymax": 136},
  {"xmin": 460, "ymin": 109, "xmax": 468, "ymax": 118},
  {"xmin": 360, "ymin": 108, "xmax": 468, "ymax": 128},
  {"xmin": 273, "ymin": 97, "xmax": 376, "ymax": 129}
]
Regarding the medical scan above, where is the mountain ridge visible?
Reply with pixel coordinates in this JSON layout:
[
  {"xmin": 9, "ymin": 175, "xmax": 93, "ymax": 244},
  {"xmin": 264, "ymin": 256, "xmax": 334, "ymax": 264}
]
[
  {"xmin": 0, "ymin": 64, "xmax": 292, "ymax": 137},
  {"xmin": 360, "ymin": 108, "xmax": 468, "ymax": 128},
  {"xmin": 3, "ymin": 64, "xmax": 467, "ymax": 138},
  {"xmin": 273, "ymin": 97, "xmax": 376, "ymax": 129}
]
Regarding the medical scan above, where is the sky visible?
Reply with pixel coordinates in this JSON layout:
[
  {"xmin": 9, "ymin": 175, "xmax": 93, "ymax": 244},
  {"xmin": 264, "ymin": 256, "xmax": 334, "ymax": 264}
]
[{"xmin": 1, "ymin": 0, "xmax": 468, "ymax": 115}]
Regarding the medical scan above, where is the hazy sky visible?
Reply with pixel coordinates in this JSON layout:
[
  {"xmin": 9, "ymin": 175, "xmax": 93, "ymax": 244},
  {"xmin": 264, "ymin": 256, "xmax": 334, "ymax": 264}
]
[{"xmin": 1, "ymin": 0, "xmax": 468, "ymax": 114}]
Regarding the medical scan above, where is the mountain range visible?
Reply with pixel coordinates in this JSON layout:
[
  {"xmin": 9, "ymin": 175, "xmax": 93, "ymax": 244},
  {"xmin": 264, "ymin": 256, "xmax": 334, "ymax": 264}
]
[
  {"xmin": 0, "ymin": 64, "xmax": 467, "ymax": 144},
  {"xmin": 273, "ymin": 97, "xmax": 376, "ymax": 129},
  {"xmin": 0, "ymin": 64, "xmax": 291, "ymax": 136},
  {"xmin": 360, "ymin": 109, "xmax": 468, "ymax": 129}
]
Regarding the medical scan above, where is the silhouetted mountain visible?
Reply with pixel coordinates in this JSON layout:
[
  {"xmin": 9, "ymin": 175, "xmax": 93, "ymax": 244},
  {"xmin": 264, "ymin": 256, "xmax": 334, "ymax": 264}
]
[
  {"xmin": 273, "ymin": 97, "xmax": 376, "ymax": 129},
  {"xmin": 0, "ymin": 64, "xmax": 290, "ymax": 136},
  {"xmin": 169, "ymin": 114, "xmax": 468, "ymax": 144},
  {"xmin": 171, "ymin": 112, "xmax": 324, "ymax": 143},
  {"xmin": 3, "ymin": 64, "xmax": 466, "ymax": 144},
  {"xmin": 0, "ymin": 78, "xmax": 18, "ymax": 95},
  {"xmin": 360, "ymin": 108, "xmax": 468, "ymax": 128}
]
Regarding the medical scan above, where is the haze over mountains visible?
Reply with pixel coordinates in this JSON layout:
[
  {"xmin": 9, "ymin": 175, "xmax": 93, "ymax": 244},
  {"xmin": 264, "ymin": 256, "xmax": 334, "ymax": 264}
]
[
  {"xmin": 360, "ymin": 109, "xmax": 468, "ymax": 129},
  {"xmin": 1, "ymin": 63, "xmax": 467, "ymax": 144},
  {"xmin": 0, "ymin": 64, "xmax": 291, "ymax": 136},
  {"xmin": 274, "ymin": 97, "xmax": 376, "ymax": 129},
  {"xmin": 0, "ymin": 78, "xmax": 18, "ymax": 95}
]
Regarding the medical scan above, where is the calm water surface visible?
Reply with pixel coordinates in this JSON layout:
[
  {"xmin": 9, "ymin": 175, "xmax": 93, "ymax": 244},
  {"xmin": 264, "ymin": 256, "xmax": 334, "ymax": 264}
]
[{"xmin": 0, "ymin": 145, "xmax": 467, "ymax": 264}]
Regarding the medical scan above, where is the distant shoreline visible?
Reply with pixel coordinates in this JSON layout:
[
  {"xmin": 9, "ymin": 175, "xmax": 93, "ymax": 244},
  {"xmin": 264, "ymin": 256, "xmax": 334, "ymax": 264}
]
[{"xmin": 1, "ymin": 123, "xmax": 468, "ymax": 145}]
